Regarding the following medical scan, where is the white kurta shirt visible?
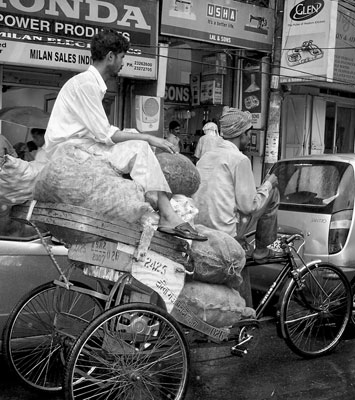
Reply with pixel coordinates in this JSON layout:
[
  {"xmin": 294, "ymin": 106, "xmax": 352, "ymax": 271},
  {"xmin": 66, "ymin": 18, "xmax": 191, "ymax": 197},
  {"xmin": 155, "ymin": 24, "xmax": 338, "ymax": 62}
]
[
  {"xmin": 42, "ymin": 65, "xmax": 171, "ymax": 194},
  {"xmin": 44, "ymin": 65, "xmax": 118, "ymax": 156},
  {"xmin": 193, "ymin": 140, "xmax": 272, "ymax": 237}
]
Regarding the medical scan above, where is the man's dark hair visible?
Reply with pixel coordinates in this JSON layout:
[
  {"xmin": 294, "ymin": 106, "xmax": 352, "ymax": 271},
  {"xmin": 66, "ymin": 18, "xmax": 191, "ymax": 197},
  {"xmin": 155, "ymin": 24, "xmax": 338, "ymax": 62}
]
[
  {"xmin": 91, "ymin": 29, "xmax": 130, "ymax": 61},
  {"xmin": 169, "ymin": 120, "xmax": 180, "ymax": 131},
  {"xmin": 31, "ymin": 128, "xmax": 46, "ymax": 136}
]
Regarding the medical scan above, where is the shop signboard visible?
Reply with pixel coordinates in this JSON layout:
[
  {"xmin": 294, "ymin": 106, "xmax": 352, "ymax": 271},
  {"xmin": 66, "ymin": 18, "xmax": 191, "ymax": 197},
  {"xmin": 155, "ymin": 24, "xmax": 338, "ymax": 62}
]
[
  {"xmin": 0, "ymin": 0, "xmax": 158, "ymax": 79},
  {"xmin": 165, "ymin": 83, "xmax": 191, "ymax": 104},
  {"xmin": 280, "ymin": 0, "xmax": 338, "ymax": 84},
  {"xmin": 161, "ymin": 0, "xmax": 274, "ymax": 52}
]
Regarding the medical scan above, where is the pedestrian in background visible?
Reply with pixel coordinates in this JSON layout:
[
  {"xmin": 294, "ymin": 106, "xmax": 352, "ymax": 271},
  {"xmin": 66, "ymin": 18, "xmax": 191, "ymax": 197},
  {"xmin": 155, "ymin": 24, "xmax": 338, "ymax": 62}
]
[
  {"xmin": 194, "ymin": 121, "xmax": 223, "ymax": 160},
  {"xmin": 166, "ymin": 120, "xmax": 182, "ymax": 153}
]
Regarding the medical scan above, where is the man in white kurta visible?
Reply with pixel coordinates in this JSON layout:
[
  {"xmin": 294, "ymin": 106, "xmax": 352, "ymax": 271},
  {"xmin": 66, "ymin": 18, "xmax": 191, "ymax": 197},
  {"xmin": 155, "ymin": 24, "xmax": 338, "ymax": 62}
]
[
  {"xmin": 44, "ymin": 65, "xmax": 171, "ymax": 195},
  {"xmin": 42, "ymin": 29, "xmax": 207, "ymax": 241},
  {"xmin": 193, "ymin": 107, "xmax": 280, "ymax": 261},
  {"xmin": 194, "ymin": 122, "xmax": 223, "ymax": 160}
]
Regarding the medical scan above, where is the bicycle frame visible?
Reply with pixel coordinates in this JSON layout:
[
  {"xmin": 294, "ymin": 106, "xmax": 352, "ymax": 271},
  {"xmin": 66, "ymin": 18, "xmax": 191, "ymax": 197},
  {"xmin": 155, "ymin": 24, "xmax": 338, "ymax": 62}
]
[
  {"xmin": 248, "ymin": 234, "xmax": 320, "ymax": 319},
  {"xmin": 252, "ymin": 256, "xmax": 293, "ymax": 318}
]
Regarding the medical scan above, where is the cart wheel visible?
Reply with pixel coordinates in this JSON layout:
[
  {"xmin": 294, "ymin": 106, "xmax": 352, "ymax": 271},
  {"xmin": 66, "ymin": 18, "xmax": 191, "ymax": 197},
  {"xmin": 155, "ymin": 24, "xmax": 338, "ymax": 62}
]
[
  {"xmin": 279, "ymin": 263, "xmax": 352, "ymax": 358},
  {"xmin": 2, "ymin": 281, "xmax": 103, "ymax": 393},
  {"xmin": 64, "ymin": 303, "xmax": 190, "ymax": 400}
]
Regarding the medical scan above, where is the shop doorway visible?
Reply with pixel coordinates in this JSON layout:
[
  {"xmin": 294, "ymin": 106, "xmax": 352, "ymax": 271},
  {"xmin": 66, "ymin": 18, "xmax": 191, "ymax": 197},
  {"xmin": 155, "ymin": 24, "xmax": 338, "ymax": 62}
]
[{"xmin": 324, "ymin": 102, "xmax": 355, "ymax": 154}]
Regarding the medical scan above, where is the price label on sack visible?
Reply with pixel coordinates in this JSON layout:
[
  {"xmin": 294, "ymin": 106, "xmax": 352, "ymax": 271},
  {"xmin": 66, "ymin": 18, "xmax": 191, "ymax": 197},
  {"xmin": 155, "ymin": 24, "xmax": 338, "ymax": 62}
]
[{"xmin": 131, "ymin": 250, "xmax": 186, "ymax": 313}]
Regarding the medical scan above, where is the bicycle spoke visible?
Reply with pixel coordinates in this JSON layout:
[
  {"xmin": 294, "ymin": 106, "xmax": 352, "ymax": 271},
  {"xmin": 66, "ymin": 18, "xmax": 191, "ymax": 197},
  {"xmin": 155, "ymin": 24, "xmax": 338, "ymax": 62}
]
[{"xmin": 65, "ymin": 304, "xmax": 189, "ymax": 400}]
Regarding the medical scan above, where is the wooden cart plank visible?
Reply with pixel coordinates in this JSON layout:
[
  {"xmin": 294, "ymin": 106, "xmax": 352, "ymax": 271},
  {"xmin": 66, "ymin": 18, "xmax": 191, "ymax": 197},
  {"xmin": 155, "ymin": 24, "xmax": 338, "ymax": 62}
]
[{"xmin": 11, "ymin": 202, "xmax": 189, "ymax": 261}]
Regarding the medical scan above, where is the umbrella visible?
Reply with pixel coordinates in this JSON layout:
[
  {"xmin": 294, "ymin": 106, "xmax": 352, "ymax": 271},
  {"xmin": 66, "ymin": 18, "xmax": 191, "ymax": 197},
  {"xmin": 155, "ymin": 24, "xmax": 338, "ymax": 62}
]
[{"xmin": 0, "ymin": 106, "xmax": 50, "ymax": 129}]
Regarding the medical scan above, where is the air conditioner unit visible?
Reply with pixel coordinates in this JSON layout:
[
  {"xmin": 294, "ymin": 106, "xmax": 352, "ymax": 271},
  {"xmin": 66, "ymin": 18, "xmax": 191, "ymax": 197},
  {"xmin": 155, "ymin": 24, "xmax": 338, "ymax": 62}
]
[{"xmin": 135, "ymin": 95, "xmax": 160, "ymax": 132}]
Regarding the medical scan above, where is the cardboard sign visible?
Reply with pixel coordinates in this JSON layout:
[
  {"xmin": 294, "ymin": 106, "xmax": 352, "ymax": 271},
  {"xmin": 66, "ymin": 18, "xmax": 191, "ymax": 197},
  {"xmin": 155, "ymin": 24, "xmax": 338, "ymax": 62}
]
[{"xmin": 132, "ymin": 250, "xmax": 186, "ymax": 313}]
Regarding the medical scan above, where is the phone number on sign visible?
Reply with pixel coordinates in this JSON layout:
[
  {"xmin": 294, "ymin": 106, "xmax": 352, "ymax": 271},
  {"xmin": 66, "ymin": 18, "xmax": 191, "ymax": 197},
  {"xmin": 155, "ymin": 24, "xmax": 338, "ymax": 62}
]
[{"xmin": 134, "ymin": 60, "xmax": 152, "ymax": 72}]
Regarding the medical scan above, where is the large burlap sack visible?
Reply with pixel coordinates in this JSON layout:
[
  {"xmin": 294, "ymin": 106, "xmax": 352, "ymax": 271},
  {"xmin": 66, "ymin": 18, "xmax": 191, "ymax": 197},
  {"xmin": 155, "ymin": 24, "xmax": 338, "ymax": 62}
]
[
  {"xmin": 188, "ymin": 224, "xmax": 245, "ymax": 286},
  {"xmin": 0, "ymin": 155, "xmax": 44, "ymax": 205},
  {"xmin": 156, "ymin": 153, "xmax": 200, "ymax": 196},
  {"xmin": 34, "ymin": 145, "xmax": 153, "ymax": 224},
  {"xmin": 176, "ymin": 281, "xmax": 255, "ymax": 328}
]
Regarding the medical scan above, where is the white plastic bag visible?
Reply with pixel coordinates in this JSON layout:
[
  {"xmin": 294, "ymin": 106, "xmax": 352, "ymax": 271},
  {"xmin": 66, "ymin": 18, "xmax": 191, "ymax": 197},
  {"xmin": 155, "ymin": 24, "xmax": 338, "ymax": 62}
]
[{"xmin": 170, "ymin": 194, "xmax": 199, "ymax": 225}]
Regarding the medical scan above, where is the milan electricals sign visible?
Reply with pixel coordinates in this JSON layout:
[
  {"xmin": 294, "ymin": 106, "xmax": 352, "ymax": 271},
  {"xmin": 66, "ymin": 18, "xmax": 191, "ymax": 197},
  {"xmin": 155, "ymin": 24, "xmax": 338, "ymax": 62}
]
[{"xmin": 0, "ymin": 0, "xmax": 158, "ymax": 79}]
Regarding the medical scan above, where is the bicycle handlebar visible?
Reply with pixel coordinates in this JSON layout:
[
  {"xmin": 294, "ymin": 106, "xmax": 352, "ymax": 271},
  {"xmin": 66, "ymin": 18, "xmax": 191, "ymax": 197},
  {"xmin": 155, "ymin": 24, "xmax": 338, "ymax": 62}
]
[{"xmin": 285, "ymin": 233, "xmax": 303, "ymax": 244}]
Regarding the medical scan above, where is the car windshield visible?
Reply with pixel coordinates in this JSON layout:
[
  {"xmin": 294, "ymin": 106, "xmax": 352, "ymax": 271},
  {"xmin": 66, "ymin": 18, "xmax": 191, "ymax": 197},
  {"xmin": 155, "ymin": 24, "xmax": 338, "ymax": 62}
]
[{"xmin": 273, "ymin": 160, "xmax": 355, "ymax": 211}]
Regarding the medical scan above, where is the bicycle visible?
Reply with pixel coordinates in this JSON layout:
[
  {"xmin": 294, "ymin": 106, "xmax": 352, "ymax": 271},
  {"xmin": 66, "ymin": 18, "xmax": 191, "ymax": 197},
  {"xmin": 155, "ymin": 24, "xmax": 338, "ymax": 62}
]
[
  {"xmin": 232, "ymin": 228, "xmax": 353, "ymax": 358},
  {"xmin": 2, "ymin": 201, "xmax": 352, "ymax": 400}
]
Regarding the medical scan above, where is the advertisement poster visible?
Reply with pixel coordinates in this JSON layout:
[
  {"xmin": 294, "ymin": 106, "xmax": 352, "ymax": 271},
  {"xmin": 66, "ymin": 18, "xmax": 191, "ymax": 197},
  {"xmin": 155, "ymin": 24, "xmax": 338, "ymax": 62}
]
[
  {"xmin": 280, "ymin": 0, "xmax": 338, "ymax": 83},
  {"xmin": 241, "ymin": 59, "xmax": 262, "ymax": 123},
  {"xmin": 333, "ymin": 4, "xmax": 355, "ymax": 85},
  {"xmin": 161, "ymin": 0, "xmax": 274, "ymax": 52},
  {"xmin": 0, "ymin": 0, "xmax": 158, "ymax": 79},
  {"xmin": 241, "ymin": 56, "xmax": 269, "ymax": 130}
]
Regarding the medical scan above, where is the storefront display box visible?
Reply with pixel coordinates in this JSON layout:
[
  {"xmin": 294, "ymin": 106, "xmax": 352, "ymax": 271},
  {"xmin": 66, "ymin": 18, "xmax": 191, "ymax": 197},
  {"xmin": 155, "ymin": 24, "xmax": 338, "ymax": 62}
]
[
  {"xmin": 200, "ymin": 74, "xmax": 223, "ymax": 105},
  {"xmin": 202, "ymin": 53, "xmax": 227, "ymax": 76}
]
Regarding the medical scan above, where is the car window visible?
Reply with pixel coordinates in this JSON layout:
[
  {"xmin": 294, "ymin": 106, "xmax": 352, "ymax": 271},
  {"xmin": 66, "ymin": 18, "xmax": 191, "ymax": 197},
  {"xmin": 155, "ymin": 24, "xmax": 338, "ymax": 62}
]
[
  {"xmin": 275, "ymin": 161, "xmax": 352, "ymax": 209},
  {"xmin": 0, "ymin": 205, "xmax": 43, "ymax": 241},
  {"xmin": 332, "ymin": 165, "xmax": 355, "ymax": 211}
]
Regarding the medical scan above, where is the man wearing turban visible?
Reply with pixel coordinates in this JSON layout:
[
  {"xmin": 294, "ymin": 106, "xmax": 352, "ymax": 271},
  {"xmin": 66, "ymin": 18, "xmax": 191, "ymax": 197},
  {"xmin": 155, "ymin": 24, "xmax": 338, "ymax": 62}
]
[
  {"xmin": 193, "ymin": 107, "xmax": 280, "ymax": 262},
  {"xmin": 194, "ymin": 121, "xmax": 223, "ymax": 160}
]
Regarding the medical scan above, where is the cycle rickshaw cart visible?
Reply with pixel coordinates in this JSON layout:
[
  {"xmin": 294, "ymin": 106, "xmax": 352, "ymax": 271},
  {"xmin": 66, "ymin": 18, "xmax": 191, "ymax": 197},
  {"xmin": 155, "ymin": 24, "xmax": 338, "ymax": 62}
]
[{"xmin": 3, "ymin": 200, "xmax": 352, "ymax": 400}]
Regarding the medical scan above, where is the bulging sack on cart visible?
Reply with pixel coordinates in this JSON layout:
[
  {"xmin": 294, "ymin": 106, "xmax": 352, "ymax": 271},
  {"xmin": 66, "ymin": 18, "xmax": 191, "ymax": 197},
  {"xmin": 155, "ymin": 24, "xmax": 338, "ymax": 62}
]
[
  {"xmin": 34, "ymin": 145, "xmax": 153, "ymax": 224},
  {"xmin": 176, "ymin": 281, "xmax": 255, "ymax": 328},
  {"xmin": 188, "ymin": 224, "xmax": 245, "ymax": 286},
  {"xmin": 0, "ymin": 155, "xmax": 44, "ymax": 205}
]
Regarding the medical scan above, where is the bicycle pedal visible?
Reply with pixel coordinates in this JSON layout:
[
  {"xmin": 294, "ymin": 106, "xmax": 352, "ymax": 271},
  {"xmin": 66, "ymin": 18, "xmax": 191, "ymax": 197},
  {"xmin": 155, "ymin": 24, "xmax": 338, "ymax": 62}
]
[{"xmin": 231, "ymin": 345, "xmax": 248, "ymax": 357}]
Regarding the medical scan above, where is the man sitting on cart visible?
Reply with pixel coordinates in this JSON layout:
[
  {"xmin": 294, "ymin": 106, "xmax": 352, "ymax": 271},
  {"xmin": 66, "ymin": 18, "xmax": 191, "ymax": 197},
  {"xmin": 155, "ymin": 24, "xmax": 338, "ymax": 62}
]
[{"xmin": 42, "ymin": 29, "xmax": 207, "ymax": 242}]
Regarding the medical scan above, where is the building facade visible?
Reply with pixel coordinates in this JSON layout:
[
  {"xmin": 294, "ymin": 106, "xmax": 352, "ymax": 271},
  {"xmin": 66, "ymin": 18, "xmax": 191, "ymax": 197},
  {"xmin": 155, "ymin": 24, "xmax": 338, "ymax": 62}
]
[{"xmin": 279, "ymin": 0, "xmax": 355, "ymax": 159}]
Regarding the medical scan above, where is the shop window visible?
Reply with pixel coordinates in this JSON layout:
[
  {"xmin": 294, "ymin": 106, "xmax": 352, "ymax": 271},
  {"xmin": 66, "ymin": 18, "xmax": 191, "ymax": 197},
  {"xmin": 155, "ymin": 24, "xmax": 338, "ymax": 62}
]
[
  {"xmin": 44, "ymin": 93, "xmax": 57, "ymax": 113},
  {"xmin": 324, "ymin": 102, "xmax": 355, "ymax": 154}
]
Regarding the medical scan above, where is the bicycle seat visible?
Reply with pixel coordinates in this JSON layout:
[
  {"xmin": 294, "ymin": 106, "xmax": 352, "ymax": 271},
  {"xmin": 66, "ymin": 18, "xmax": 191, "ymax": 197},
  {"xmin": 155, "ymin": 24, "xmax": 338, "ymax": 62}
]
[{"xmin": 277, "ymin": 225, "xmax": 303, "ymax": 236}]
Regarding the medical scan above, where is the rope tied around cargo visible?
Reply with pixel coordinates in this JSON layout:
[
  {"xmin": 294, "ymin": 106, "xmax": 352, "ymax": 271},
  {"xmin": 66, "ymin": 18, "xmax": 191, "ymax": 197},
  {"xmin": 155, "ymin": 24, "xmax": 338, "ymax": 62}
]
[{"xmin": 227, "ymin": 262, "xmax": 243, "ymax": 276}]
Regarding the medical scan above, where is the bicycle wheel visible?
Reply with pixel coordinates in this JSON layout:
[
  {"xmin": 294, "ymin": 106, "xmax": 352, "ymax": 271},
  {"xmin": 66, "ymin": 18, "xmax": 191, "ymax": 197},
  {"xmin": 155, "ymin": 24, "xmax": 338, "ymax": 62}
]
[
  {"xmin": 3, "ymin": 281, "xmax": 103, "ymax": 393},
  {"xmin": 344, "ymin": 277, "xmax": 355, "ymax": 336},
  {"xmin": 64, "ymin": 303, "xmax": 190, "ymax": 400},
  {"xmin": 279, "ymin": 263, "xmax": 352, "ymax": 358}
]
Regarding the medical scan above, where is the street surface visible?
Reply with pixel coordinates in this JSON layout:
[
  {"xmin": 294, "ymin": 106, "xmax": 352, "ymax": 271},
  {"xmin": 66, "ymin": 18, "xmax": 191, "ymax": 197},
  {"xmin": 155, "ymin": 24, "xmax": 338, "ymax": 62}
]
[{"xmin": 1, "ymin": 320, "xmax": 355, "ymax": 400}]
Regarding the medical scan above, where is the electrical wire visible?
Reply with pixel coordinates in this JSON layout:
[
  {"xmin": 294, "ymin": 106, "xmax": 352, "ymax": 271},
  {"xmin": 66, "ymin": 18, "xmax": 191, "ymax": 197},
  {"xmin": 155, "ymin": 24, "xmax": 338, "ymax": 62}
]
[
  {"xmin": 136, "ymin": 46, "xmax": 355, "ymax": 88},
  {"xmin": 0, "ymin": 3, "xmax": 353, "ymax": 88}
]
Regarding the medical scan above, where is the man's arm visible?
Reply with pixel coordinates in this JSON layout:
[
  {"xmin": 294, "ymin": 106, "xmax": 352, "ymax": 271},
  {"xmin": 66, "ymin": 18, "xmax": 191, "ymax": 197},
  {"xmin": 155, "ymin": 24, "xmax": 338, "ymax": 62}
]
[
  {"xmin": 233, "ymin": 157, "xmax": 275, "ymax": 215},
  {"xmin": 111, "ymin": 130, "xmax": 177, "ymax": 153}
]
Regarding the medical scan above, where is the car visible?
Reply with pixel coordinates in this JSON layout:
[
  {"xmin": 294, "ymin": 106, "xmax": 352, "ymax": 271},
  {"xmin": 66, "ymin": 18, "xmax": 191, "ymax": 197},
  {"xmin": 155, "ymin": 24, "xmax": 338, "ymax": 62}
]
[{"xmin": 249, "ymin": 153, "xmax": 355, "ymax": 299}]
